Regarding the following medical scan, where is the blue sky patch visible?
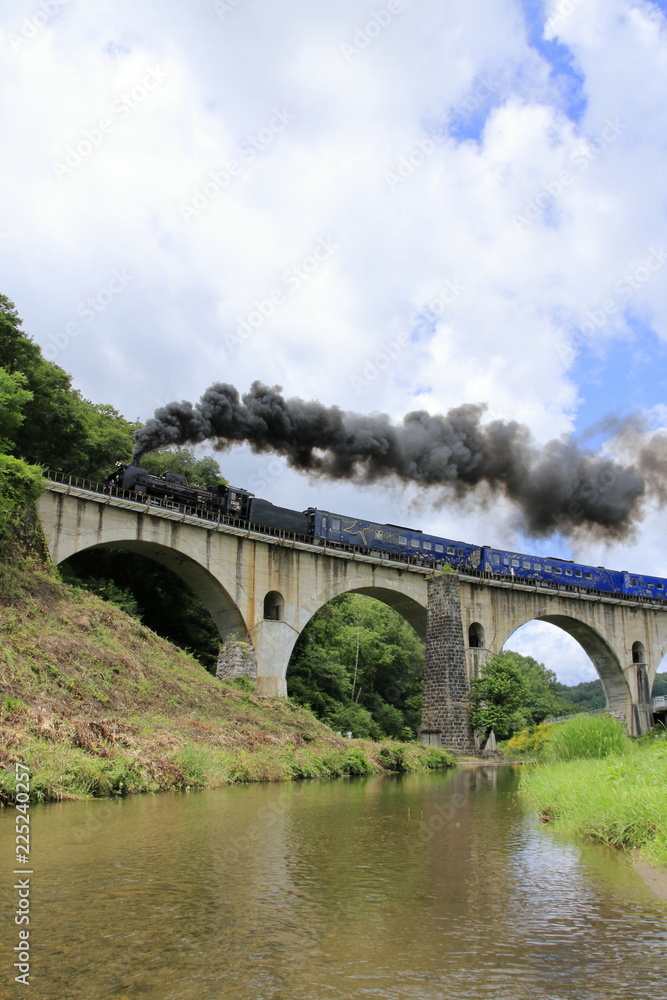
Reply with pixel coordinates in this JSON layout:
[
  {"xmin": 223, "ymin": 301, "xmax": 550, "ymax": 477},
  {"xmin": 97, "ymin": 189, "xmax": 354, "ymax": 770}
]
[
  {"xmin": 520, "ymin": 0, "xmax": 587, "ymax": 123},
  {"xmin": 570, "ymin": 319, "xmax": 667, "ymax": 444}
]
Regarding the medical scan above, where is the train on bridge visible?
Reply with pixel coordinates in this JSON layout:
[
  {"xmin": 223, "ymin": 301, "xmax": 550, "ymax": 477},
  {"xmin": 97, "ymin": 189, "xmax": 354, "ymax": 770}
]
[{"xmin": 107, "ymin": 463, "xmax": 667, "ymax": 603}]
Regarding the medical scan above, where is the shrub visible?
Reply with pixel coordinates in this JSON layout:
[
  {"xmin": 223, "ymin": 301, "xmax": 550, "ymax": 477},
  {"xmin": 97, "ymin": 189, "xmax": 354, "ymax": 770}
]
[
  {"xmin": 541, "ymin": 714, "xmax": 629, "ymax": 762},
  {"xmin": 502, "ymin": 722, "xmax": 555, "ymax": 758}
]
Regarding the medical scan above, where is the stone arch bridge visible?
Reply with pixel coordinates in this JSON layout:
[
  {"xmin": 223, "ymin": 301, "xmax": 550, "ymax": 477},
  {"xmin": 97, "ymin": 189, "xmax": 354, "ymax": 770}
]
[{"xmin": 38, "ymin": 479, "xmax": 667, "ymax": 749}]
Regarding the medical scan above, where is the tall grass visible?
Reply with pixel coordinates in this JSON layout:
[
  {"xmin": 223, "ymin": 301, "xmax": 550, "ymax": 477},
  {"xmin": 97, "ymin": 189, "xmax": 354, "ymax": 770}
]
[
  {"xmin": 521, "ymin": 744, "xmax": 667, "ymax": 865},
  {"xmin": 520, "ymin": 715, "xmax": 667, "ymax": 867},
  {"xmin": 540, "ymin": 713, "xmax": 630, "ymax": 761}
]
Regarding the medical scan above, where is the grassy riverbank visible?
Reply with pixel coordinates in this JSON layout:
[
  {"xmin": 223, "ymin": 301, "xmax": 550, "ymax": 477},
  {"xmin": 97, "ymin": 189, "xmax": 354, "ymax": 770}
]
[
  {"xmin": 516, "ymin": 717, "xmax": 667, "ymax": 867},
  {"xmin": 0, "ymin": 559, "xmax": 454, "ymax": 804}
]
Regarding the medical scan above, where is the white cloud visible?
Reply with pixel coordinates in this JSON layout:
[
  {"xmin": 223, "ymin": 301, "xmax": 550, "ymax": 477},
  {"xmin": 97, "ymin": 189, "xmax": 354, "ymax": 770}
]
[
  {"xmin": 2, "ymin": 0, "xmax": 667, "ymax": 671},
  {"xmin": 504, "ymin": 620, "xmax": 598, "ymax": 687}
]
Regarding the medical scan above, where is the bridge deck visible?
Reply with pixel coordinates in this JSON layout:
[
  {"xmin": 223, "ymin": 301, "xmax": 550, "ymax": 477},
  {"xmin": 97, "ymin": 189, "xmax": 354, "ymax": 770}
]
[{"xmin": 44, "ymin": 474, "xmax": 667, "ymax": 611}]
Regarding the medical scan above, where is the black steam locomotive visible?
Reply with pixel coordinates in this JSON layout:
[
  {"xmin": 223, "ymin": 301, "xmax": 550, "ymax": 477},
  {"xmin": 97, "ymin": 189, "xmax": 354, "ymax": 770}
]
[
  {"xmin": 107, "ymin": 463, "xmax": 667, "ymax": 602},
  {"xmin": 108, "ymin": 463, "xmax": 311, "ymax": 534}
]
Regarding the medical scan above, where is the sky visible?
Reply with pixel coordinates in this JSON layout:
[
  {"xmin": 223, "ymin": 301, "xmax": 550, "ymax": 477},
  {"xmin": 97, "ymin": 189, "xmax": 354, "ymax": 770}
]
[{"xmin": 2, "ymin": 0, "xmax": 667, "ymax": 685}]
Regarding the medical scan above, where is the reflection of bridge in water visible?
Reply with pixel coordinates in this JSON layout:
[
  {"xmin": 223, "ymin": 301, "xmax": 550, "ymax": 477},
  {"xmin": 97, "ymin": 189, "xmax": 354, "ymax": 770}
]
[{"xmin": 38, "ymin": 475, "xmax": 667, "ymax": 753}]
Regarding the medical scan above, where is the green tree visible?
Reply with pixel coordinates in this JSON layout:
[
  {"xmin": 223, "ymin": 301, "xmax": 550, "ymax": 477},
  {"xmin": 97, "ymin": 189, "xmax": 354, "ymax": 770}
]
[
  {"xmin": 469, "ymin": 654, "xmax": 530, "ymax": 740},
  {"xmin": 287, "ymin": 594, "xmax": 424, "ymax": 739},
  {"xmin": 138, "ymin": 448, "xmax": 227, "ymax": 488},
  {"xmin": 0, "ymin": 367, "xmax": 32, "ymax": 452},
  {"xmin": 500, "ymin": 649, "xmax": 574, "ymax": 724},
  {"xmin": 72, "ymin": 401, "xmax": 139, "ymax": 481},
  {"xmin": 0, "ymin": 295, "xmax": 88, "ymax": 468},
  {"xmin": 0, "ymin": 295, "xmax": 142, "ymax": 479}
]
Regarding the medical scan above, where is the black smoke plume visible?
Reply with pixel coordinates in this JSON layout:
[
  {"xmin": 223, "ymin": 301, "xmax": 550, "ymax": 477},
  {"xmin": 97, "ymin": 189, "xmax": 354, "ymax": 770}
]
[{"xmin": 132, "ymin": 381, "xmax": 658, "ymax": 538}]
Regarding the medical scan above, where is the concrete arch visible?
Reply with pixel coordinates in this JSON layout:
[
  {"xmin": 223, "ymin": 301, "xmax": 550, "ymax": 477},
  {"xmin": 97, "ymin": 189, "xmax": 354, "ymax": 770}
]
[
  {"xmin": 531, "ymin": 613, "xmax": 631, "ymax": 715},
  {"xmin": 57, "ymin": 539, "xmax": 246, "ymax": 643},
  {"xmin": 289, "ymin": 585, "xmax": 427, "ymax": 664},
  {"xmin": 258, "ymin": 567, "xmax": 427, "ymax": 695},
  {"xmin": 349, "ymin": 586, "xmax": 427, "ymax": 640}
]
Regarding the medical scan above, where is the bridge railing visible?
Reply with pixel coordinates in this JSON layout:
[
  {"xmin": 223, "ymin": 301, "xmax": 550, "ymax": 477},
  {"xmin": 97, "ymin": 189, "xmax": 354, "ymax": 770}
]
[
  {"xmin": 43, "ymin": 472, "xmax": 437, "ymax": 571},
  {"xmin": 653, "ymin": 696, "xmax": 667, "ymax": 711},
  {"xmin": 543, "ymin": 709, "xmax": 606, "ymax": 725},
  {"xmin": 42, "ymin": 472, "xmax": 667, "ymax": 597}
]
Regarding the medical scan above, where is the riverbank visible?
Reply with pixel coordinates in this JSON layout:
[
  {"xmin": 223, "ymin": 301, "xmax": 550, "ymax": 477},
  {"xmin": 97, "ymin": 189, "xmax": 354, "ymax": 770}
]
[
  {"xmin": 519, "ymin": 746, "xmax": 667, "ymax": 869},
  {"xmin": 0, "ymin": 560, "xmax": 455, "ymax": 804}
]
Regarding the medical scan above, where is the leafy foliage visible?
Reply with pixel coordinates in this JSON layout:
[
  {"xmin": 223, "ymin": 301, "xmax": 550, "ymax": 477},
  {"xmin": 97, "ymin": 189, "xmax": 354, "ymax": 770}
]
[
  {"xmin": 287, "ymin": 593, "xmax": 424, "ymax": 740},
  {"xmin": 0, "ymin": 367, "xmax": 32, "ymax": 452},
  {"xmin": 0, "ymin": 294, "xmax": 138, "ymax": 478},
  {"xmin": 0, "ymin": 453, "xmax": 45, "ymax": 547},
  {"xmin": 502, "ymin": 722, "xmax": 556, "ymax": 758},
  {"xmin": 499, "ymin": 649, "xmax": 576, "ymax": 723},
  {"xmin": 469, "ymin": 654, "xmax": 530, "ymax": 740},
  {"xmin": 558, "ymin": 678, "xmax": 606, "ymax": 712},
  {"xmin": 138, "ymin": 448, "xmax": 227, "ymax": 488}
]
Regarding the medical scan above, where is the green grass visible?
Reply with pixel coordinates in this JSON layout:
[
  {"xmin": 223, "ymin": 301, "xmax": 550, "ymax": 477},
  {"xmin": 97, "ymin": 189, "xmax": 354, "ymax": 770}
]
[
  {"xmin": 0, "ymin": 562, "xmax": 456, "ymax": 803},
  {"xmin": 521, "ymin": 732, "xmax": 667, "ymax": 867},
  {"xmin": 540, "ymin": 713, "xmax": 629, "ymax": 761}
]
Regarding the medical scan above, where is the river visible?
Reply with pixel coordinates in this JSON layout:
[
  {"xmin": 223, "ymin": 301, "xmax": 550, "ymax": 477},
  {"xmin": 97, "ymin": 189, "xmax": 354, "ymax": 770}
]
[{"xmin": 1, "ymin": 766, "xmax": 665, "ymax": 999}]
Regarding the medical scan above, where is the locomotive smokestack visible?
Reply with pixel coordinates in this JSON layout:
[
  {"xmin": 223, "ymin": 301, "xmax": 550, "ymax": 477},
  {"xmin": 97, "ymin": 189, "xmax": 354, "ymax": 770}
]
[{"xmin": 132, "ymin": 381, "xmax": 659, "ymax": 540}]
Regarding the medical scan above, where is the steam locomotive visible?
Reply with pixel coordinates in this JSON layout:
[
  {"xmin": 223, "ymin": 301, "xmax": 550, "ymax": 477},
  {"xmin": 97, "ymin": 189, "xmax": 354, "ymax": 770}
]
[{"xmin": 107, "ymin": 463, "xmax": 667, "ymax": 602}]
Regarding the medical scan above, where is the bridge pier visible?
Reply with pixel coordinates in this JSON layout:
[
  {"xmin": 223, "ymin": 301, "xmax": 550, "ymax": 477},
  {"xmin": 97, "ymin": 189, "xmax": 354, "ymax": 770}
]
[
  {"xmin": 250, "ymin": 620, "xmax": 298, "ymax": 697},
  {"xmin": 420, "ymin": 574, "xmax": 476, "ymax": 753}
]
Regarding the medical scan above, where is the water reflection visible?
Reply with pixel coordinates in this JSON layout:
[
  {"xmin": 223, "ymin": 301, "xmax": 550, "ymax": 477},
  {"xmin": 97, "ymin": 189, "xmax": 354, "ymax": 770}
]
[{"xmin": 0, "ymin": 767, "xmax": 665, "ymax": 999}]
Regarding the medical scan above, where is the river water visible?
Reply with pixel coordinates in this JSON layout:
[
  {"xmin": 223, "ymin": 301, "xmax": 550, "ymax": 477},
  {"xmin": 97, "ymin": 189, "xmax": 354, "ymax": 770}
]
[{"xmin": 1, "ymin": 766, "xmax": 666, "ymax": 999}]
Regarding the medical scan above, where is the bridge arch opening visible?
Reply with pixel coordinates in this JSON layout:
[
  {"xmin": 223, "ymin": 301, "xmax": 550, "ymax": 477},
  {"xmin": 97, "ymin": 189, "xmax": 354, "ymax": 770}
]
[
  {"xmin": 468, "ymin": 622, "xmax": 485, "ymax": 648},
  {"xmin": 263, "ymin": 591, "xmax": 284, "ymax": 621},
  {"xmin": 58, "ymin": 541, "xmax": 247, "ymax": 673},
  {"xmin": 502, "ymin": 617, "xmax": 631, "ymax": 719},
  {"xmin": 632, "ymin": 641, "xmax": 646, "ymax": 664},
  {"xmin": 286, "ymin": 589, "xmax": 426, "ymax": 741}
]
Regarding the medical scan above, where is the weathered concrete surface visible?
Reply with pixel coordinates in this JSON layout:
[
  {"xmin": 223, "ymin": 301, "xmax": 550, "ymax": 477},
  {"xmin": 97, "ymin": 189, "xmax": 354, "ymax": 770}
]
[
  {"xmin": 38, "ymin": 486, "xmax": 428, "ymax": 697},
  {"xmin": 39, "ymin": 484, "xmax": 667, "ymax": 740},
  {"xmin": 455, "ymin": 576, "xmax": 667, "ymax": 737}
]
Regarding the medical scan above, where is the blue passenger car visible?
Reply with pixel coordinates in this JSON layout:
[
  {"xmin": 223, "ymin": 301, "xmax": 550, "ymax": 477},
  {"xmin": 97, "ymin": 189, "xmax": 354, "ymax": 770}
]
[
  {"xmin": 480, "ymin": 546, "xmax": 624, "ymax": 593},
  {"xmin": 310, "ymin": 510, "xmax": 481, "ymax": 569},
  {"xmin": 623, "ymin": 572, "xmax": 667, "ymax": 599}
]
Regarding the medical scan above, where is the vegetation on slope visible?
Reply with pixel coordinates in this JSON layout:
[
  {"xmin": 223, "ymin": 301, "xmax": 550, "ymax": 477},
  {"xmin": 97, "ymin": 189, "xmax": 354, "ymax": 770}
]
[
  {"xmin": 0, "ymin": 457, "xmax": 454, "ymax": 805},
  {"xmin": 518, "ymin": 715, "xmax": 667, "ymax": 867},
  {"xmin": 0, "ymin": 557, "xmax": 454, "ymax": 804}
]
